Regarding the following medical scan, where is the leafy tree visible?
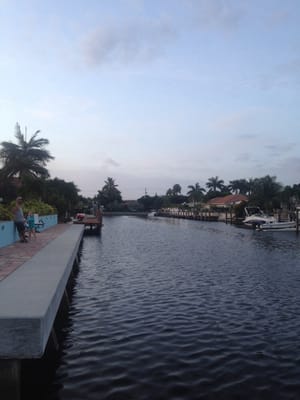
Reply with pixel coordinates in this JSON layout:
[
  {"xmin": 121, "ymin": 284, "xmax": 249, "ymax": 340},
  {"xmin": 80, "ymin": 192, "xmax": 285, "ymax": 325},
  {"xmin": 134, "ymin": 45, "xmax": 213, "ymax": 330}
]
[
  {"xmin": 164, "ymin": 184, "xmax": 186, "ymax": 205},
  {"xmin": 19, "ymin": 176, "xmax": 45, "ymax": 200},
  {"xmin": 0, "ymin": 176, "xmax": 18, "ymax": 203},
  {"xmin": 43, "ymin": 178, "xmax": 79, "ymax": 219},
  {"xmin": 97, "ymin": 177, "xmax": 123, "ymax": 210},
  {"xmin": 206, "ymin": 176, "xmax": 225, "ymax": 192},
  {"xmin": 137, "ymin": 195, "xmax": 153, "ymax": 211},
  {"xmin": 280, "ymin": 184, "xmax": 300, "ymax": 210},
  {"xmin": 152, "ymin": 194, "xmax": 164, "ymax": 211},
  {"xmin": 0, "ymin": 123, "xmax": 54, "ymax": 182},
  {"xmin": 166, "ymin": 184, "xmax": 182, "ymax": 196},
  {"xmin": 138, "ymin": 194, "xmax": 164, "ymax": 211},
  {"xmin": 187, "ymin": 183, "xmax": 206, "ymax": 205},
  {"xmin": 172, "ymin": 184, "xmax": 182, "ymax": 196},
  {"xmin": 249, "ymin": 175, "xmax": 282, "ymax": 211},
  {"xmin": 229, "ymin": 179, "xmax": 250, "ymax": 195}
]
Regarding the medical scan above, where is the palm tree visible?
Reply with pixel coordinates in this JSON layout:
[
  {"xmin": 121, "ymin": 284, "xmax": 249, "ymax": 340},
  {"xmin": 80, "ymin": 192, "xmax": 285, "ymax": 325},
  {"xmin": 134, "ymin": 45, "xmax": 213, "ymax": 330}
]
[
  {"xmin": 0, "ymin": 123, "xmax": 54, "ymax": 181},
  {"xmin": 102, "ymin": 177, "xmax": 120, "ymax": 194},
  {"xmin": 187, "ymin": 183, "xmax": 206, "ymax": 205},
  {"xmin": 206, "ymin": 176, "xmax": 224, "ymax": 192},
  {"xmin": 98, "ymin": 177, "xmax": 122, "ymax": 208},
  {"xmin": 229, "ymin": 179, "xmax": 250, "ymax": 195},
  {"xmin": 249, "ymin": 175, "xmax": 282, "ymax": 211},
  {"xmin": 172, "ymin": 184, "xmax": 182, "ymax": 196}
]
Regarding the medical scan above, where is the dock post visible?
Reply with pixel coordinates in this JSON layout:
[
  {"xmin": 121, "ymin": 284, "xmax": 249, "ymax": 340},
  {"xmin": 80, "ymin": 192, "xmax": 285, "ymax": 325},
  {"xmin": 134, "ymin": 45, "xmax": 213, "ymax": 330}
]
[{"xmin": 0, "ymin": 360, "xmax": 21, "ymax": 400}]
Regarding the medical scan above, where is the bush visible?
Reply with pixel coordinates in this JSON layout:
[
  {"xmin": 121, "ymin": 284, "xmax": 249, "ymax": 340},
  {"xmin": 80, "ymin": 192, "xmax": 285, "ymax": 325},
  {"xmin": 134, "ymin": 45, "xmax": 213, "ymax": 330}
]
[
  {"xmin": 22, "ymin": 199, "xmax": 56, "ymax": 216},
  {"xmin": 0, "ymin": 204, "xmax": 13, "ymax": 221},
  {"xmin": 3, "ymin": 199, "xmax": 57, "ymax": 221}
]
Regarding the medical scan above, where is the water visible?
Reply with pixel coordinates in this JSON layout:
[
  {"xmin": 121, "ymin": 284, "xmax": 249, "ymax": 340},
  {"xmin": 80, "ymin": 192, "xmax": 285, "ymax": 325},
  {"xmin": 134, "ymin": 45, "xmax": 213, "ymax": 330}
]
[{"xmin": 39, "ymin": 216, "xmax": 300, "ymax": 399}]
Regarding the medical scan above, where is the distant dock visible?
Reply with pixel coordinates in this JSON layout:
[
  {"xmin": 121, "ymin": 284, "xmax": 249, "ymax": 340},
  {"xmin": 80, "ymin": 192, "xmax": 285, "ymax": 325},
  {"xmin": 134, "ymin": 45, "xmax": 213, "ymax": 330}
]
[
  {"xmin": 155, "ymin": 209, "xmax": 219, "ymax": 222},
  {"xmin": 102, "ymin": 211, "xmax": 149, "ymax": 217},
  {"xmin": 73, "ymin": 211, "xmax": 103, "ymax": 234}
]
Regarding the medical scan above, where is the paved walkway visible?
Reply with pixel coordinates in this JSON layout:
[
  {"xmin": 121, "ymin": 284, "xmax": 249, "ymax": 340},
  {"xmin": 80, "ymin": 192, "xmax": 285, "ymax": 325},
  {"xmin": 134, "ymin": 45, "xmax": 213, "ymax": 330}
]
[{"xmin": 0, "ymin": 224, "xmax": 70, "ymax": 282}]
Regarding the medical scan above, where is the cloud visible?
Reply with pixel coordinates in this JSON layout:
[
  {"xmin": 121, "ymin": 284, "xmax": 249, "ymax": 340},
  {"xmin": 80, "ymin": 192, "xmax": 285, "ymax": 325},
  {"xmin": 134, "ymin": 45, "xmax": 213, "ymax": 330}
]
[
  {"xmin": 236, "ymin": 133, "xmax": 259, "ymax": 140},
  {"xmin": 82, "ymin": 19, "xmax": 176, "ymax": 66},
  {"xmin": 264, "ymin": 143, "xmax": 295, "ymax": 157},
  {"xmin": 188, "ymin": 0, "xmax": 244, "ymax": 31},
  {"xmin": 258, "ymin": 58, "xmax": 300, "ymax": 90},
  {"xmin": 103, "ymin": 157, "xmax": 120, "ymax": 168},
  {"xmin": 212, "ymin": 109, "xmax": 263, "ymax": 134},
  {"xmin": 235, "ymin": 152, "xmax": 251, "ymax": 163},
  {"xmin": 266, "ymin": 9, "xmax": 290, "ymax": 29},
  {"xmin": 273, "ymin": 157, "xmax": 300, "ymax": 185}
]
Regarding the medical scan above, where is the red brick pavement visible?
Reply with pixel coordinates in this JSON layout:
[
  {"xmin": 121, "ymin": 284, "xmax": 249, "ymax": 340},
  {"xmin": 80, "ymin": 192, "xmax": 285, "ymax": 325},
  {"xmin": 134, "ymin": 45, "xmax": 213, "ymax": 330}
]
[{"xmin": 0, "ymin": 224, "xmax": 71, "ymax": 282}]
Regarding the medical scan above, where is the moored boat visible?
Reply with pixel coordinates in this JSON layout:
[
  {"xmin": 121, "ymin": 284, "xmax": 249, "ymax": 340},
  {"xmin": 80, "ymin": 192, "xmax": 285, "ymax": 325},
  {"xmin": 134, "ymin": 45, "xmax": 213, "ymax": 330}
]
[
  {"xmin": 243, "ymin": 207, "xmax": 276, "ymax": 227},
  {"xmin": 243, "ymin": 207, "xmax": 296, "ymax": 231},
  {"xmin": 256, "ymin": 220, "xmax": 296, "ymax": 231}
]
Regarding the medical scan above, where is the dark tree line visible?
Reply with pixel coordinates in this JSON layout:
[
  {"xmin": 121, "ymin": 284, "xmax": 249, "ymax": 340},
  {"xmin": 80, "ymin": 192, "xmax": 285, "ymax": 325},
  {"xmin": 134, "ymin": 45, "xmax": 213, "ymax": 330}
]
[
  {"xmin": 1, "ymin": 124, "xmax": 299, "ymax": 217},
  {"xmin": 137, "ymin": 176, "xmax": 300, "ymax": 213},
  {"xmin": 0, "ymin": 124, "xmax": 80, "ymax": 220}
]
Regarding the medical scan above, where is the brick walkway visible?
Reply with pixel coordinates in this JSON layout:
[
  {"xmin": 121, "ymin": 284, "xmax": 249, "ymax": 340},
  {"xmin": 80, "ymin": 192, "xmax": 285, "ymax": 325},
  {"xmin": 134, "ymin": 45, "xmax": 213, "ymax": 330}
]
[{"xmin": 0, "ymin": 224, "xmax": 71, "ymax": 282}]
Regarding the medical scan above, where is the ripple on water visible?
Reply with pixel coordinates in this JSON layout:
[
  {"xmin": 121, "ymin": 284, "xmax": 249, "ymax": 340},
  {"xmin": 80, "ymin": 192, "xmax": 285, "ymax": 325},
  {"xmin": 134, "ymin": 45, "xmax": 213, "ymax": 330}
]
[{"xmin": 38, "ymin": 217, "xmax": 300, "ymax": 400}]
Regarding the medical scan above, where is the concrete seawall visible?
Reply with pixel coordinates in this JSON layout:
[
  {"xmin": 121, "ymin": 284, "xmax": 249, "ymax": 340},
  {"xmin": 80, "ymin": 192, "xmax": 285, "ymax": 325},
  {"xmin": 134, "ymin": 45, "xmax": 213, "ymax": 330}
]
[
  {"xmin": 0, "ymin": 224, "xmax": 84, "ymax": 398},
  {"xmin": 0, "ymin": 214, "xmax": 58, "ymax": 249}
]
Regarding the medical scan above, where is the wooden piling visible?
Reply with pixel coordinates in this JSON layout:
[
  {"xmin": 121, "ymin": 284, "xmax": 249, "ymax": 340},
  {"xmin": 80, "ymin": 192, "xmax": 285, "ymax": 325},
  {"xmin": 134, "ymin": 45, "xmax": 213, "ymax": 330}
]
[{"xmin": 0, "ymin": 360, "xmax": 21, "ymax": 400}]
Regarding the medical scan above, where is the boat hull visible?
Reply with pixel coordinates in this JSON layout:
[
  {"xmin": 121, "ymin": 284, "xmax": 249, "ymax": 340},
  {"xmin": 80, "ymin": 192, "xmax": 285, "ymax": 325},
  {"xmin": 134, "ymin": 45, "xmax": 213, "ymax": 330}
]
[{"xmin": 257, "ymin": 221, "xmax": 296, "ymax": 231}]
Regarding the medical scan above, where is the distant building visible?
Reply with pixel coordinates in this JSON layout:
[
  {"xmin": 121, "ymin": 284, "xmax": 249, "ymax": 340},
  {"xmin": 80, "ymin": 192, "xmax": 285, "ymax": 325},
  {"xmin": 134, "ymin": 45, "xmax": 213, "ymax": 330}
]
[{"xmin": 206, "ymin": 194, "xmax": 248, "ymax": 209}]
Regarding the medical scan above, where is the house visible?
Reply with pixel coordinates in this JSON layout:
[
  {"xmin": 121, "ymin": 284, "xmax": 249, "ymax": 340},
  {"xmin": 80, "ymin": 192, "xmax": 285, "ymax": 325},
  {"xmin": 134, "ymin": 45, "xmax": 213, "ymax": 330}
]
[{"xmin": 206, "ymin": 194, "xmax": 248, "ymax": 209}]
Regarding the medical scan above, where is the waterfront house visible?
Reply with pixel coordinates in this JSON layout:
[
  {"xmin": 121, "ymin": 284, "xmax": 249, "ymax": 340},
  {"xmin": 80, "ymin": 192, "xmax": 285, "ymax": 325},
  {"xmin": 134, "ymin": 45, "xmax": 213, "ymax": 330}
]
[
  {"xmin": 206, "ymin": 194, "xmax": 248, "ymax": 222},
  {"xmin": 206, "ymin": 194, "xmax": 248, "ymax": 209}
]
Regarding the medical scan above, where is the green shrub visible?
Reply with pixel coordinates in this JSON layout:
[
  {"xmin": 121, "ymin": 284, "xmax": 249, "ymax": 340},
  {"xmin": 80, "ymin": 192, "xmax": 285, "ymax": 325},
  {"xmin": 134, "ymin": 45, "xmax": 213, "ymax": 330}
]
[
  {"xmin": 22, "ymin": 199, "xmax": 56, "ymax": 216},
  {"xmin": 0, "ymin": 204, "xmax": 13, "ymax": 221},
  {"xmin": 7, "ymin": 199, "xmax": 56, "ymax": 220}
]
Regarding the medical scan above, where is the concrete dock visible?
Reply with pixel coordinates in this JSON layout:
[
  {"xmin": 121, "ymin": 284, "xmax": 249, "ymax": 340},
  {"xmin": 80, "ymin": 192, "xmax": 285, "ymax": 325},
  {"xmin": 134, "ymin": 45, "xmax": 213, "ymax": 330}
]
[{"xmin": 0, "ymin": 223, "xmax": 84, "ymax": 398}]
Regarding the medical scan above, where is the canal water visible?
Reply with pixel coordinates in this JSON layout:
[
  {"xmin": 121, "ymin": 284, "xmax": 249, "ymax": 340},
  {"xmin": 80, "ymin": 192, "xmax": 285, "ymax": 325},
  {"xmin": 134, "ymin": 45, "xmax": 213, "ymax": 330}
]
[{"xmin": 40, "ymin": 216, "xmax": 300, "ymax": 399}]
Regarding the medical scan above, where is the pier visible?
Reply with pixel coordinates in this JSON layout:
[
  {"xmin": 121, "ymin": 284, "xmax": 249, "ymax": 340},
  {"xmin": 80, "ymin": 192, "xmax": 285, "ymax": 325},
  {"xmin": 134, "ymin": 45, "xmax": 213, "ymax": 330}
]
[
  {"xmin": 73, "ymin": 211, "xmax": 103, "ymax": 234},
  {"xmin": 155, "ymin": 209, "xmax": 219, "ymax": 222},
  {"xmin": 0, "ymin": 223, "xmax": 84, "ymax": 399}
]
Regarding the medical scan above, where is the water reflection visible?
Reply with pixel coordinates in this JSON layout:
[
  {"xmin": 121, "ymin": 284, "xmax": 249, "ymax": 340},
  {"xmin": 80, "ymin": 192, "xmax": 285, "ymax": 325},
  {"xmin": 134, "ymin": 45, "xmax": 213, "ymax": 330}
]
[{"xmin": 32, "ymin": 217, "xmax": 300, "ymax": 400}]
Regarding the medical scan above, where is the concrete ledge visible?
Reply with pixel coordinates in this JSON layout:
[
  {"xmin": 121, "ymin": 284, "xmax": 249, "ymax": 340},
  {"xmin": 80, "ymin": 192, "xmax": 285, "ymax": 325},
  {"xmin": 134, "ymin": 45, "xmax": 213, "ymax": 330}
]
[
  {"xmin": 0, "ymin": 214, "xmax": 58, "ymax": 248},
  {"xmin": 0, "ymin": 224, "xmax": 84, "ymax": 359}
]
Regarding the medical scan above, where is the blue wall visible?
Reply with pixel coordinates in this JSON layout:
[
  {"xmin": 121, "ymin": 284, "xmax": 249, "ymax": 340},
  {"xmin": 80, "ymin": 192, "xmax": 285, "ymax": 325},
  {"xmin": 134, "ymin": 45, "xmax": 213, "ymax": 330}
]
[{"xmin": 0, "ymin": 215, "xmax": 58, "ymax": 248}]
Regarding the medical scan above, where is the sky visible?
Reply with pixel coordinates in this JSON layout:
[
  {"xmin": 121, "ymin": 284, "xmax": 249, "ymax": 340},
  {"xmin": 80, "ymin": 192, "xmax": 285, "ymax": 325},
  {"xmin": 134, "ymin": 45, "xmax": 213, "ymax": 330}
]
[{"xmin": 0, "ymin": 0, "xmax": 300, "ymax": 199}]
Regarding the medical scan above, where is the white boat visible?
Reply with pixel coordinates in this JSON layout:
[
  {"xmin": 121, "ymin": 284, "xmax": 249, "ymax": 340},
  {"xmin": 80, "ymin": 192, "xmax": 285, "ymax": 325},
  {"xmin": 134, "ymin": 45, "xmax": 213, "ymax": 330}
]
[
  {"xmin": 243, "ymin": 207, "xmax": 276, "ymax": 226},
  {"xmin": 257, "ymin": 220, "xmax": 296, "ymax": 231},
  {"xmin": 243, "ymin": 207, "xmax": 296, "ymax": 231}
]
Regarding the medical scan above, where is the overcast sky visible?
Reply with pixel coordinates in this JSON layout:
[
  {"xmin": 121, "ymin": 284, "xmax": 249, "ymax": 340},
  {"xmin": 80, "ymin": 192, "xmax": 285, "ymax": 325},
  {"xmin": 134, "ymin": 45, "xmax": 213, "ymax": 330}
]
[{"xmin": 0, "ymin": 0, "xmax": 299, "ymax": 199}]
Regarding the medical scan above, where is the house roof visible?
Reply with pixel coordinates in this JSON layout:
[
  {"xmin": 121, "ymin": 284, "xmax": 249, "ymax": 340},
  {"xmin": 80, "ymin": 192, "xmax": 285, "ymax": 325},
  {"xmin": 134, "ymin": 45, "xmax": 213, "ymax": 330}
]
[{"xmin": 207, "ymin": 194, "xmax": 248, "ymax": 206}]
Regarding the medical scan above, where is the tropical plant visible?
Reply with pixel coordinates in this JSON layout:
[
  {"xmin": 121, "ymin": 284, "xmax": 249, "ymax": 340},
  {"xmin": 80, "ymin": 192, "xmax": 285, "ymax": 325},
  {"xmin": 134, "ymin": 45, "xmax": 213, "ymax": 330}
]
[
  {"xmin": 172, "ymin": 184, "xmax": 182, "ymax": 196},
  {"xmin": 249, "ymin": 175, "xmax": 282, "ymax": 211},
  {"xmin": 20, "ymin": 199, "xmax": 56, "ymax": 216},
  {"xmin": 0, "ymin": 204, "xmax": 13, "ymax": 220},
  {"xmin": 280, "ymin": 184, "xmax": 300, "ymax": 209},
  {"xmin": 97, "ymin": 177, "xmax": 122, "ymax": 210},
  {"xmin": 229, "ymin": 179, "xmax": 250, "ymax": 195},
  {"xmin": 0, "ymin": 123, "xmax": 54, "ymax": 181},
  {"xmin": 187, "ymin": 183, "xmax": 206, "ymax": 205},
  {"xmin": 43, "ymin": 178, "xmax": 79, "ymax": 219},
  {"xmin": 206, "ymin": 176, "xmax": 225, "ymax": 192}
]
